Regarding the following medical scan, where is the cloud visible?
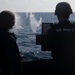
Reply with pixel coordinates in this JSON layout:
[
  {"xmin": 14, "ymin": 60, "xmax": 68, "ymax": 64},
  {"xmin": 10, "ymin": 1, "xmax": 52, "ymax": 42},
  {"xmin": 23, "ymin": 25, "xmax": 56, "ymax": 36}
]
[
  {"xmin": 0, "ymin": 0, "xmax": 74, "ymax": 12},
  {"xmin": 0, "ymin": 0, "xmax": 14, "ymax": 12},
  {"xmin": 0, "ymin": 0, "xmax": 56, "ymax": 12}
]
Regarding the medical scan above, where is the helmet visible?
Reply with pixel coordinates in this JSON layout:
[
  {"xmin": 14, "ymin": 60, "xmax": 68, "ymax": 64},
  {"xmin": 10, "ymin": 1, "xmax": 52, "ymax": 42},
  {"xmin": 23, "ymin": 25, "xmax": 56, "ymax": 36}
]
[
  {"xmin": 0, "ymin": 10, "xmax": 15, "ymax": 21},
  {"xmin": 55, "ymin": 2, "xmax": 72, "ymax": 17},
  {"xmin": 0, "ymin": 10, "xmax": 15, "ymax": 30}
]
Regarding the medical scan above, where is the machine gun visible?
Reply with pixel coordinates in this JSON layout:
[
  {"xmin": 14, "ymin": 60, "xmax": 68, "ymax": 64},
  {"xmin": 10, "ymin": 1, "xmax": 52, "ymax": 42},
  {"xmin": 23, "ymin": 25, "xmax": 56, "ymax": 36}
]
[{"xmin": 36, "ymin": 23, "xmax": 53, "ymax": 51}]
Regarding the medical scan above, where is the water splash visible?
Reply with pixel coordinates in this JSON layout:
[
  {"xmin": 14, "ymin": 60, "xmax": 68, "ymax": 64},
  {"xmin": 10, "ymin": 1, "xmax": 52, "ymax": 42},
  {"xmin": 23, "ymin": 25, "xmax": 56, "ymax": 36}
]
[
  {"xmin": 26, "ymin": 12, "xmax": 30, "ymax": 18},
  {"xmin": 10, "ymin": 13, "xmax": 23, "ymax": 34},
  {"xmin": 29, "ymin": 12, "xmax": 42, "ymax": 33},
  {"xmin": 26, "ymin": 12, "xmax": 42, "ymax": 33}
]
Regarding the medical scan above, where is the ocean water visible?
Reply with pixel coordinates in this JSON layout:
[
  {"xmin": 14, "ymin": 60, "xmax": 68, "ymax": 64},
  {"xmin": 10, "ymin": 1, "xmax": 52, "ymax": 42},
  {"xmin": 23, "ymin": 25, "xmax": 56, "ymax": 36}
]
[{"xmin": 13, "ymin": 12, "xmax": 75, "ymax": 61}]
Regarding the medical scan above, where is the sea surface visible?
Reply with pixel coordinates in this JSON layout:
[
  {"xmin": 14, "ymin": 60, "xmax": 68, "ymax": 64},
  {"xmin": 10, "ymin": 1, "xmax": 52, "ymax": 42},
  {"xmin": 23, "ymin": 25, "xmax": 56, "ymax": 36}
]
[{"xmin": 13, "ymin": 12, "xmax": 75, "ymax": 61}]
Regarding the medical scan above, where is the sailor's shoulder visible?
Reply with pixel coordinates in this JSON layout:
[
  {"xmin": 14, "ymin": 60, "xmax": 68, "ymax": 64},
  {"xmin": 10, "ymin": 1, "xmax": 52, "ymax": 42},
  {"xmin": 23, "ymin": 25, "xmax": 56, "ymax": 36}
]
[{"xmin": 51, "ymin": 22, "xmax": 60, "ymax": 28}]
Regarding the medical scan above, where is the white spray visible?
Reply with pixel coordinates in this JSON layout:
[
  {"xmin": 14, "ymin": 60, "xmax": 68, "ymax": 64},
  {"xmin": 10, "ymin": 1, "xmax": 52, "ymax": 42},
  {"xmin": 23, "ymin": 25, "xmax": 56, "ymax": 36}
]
[
  {"xmin": 10, "ymin": 13, "xmax": 23, "ymax": 34},
  {"xmin": 26, "ymin": 12, "xmax": 42, "ymax": 33}
]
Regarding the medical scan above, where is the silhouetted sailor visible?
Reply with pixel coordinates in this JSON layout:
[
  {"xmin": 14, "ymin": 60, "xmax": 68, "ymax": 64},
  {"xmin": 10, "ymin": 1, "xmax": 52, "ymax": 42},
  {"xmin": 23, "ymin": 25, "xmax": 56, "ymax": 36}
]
[
  {"xmin": 0, "ymin": 10, "xmax": 22, "ymax": 75},
  {"xmin": 46, "ymin": 2, "xmax": 75, "ymax": 74}
]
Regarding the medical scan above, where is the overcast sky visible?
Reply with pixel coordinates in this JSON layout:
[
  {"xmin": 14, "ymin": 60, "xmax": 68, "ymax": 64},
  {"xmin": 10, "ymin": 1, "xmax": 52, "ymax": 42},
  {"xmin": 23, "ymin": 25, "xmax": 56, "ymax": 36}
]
[{"xmin": 0, "ymin": 0, "xmax": 75, "ymax": 12}]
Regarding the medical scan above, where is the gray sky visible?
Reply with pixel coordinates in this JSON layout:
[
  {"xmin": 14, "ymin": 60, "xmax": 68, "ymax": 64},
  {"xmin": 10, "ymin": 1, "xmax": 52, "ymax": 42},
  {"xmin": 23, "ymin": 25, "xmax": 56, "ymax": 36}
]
[{"xmin": 0, "ymin": 0, "xmax": 75, "ymax": 12}]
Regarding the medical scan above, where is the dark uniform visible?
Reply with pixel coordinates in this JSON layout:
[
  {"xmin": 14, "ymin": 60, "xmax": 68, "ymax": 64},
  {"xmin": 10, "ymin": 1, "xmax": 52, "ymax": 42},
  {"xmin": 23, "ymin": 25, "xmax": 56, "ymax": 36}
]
[
  {"xmin": 0, "ymin": 10, "xmax": 22, "ymax": 75},
  {"xmin": 0, "ymin": 28, "xmax": 22, "ymax": 75},
  {"xmin": 46, "ymin": 2, "xmax": 75, "ymax": 75},
  {"xmin": 46, "ymin": 21, "xmax": 75, "ymax": 74}
]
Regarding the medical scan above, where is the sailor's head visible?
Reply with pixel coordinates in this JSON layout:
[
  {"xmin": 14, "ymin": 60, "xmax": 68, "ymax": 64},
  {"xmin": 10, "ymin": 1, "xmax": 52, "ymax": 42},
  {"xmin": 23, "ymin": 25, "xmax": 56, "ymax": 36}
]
[
  {"xmin": 0, "ymin": 10, "xmax": 15, "ymax": 31},
  {"xmin": 55, "ymin": 2, "xmax": 72, "ymax": 18}
]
